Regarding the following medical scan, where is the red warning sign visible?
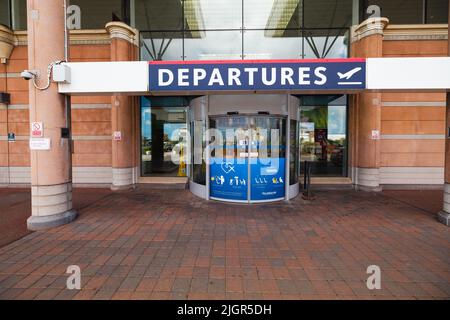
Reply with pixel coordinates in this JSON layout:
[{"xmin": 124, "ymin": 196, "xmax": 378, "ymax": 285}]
[
  {"xmin": 113, "ymin": 131, "xmax": 122, "ymax": 141},
  {"xmin": 31, "ymin": 122, "xmax": 43, "ymax": 138}
]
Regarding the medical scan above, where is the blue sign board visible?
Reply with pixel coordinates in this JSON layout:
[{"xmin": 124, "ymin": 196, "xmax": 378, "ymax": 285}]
[
  {"xmin": 209, "ymin": 157, "xmax": 285, "ymax": 202},
  {"xmin": 250, "ymin": 158, "xmax": 285, "ymax": 201},
  {"xmin": 149, "ymin": 59, "xmax": 366, "ymax": 92},
  {"xmin": 210, "ymin": 159, "xmax": 248, "ymax": 201}
]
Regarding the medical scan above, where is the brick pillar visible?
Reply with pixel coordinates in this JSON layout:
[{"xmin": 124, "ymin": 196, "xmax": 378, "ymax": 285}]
[
  {"xmin": 106, "ymin": 22, "xmax": 138, "ymax": 190},
  {"xmin": 0, "ymin": 25, "xmax": 14, "ymax": 184},
  {"xmin": 350, "ymin": 18, "xmax": 389, "ymax": 191},
  {"xmin": 26, "ymin": 0, "xmax": 77, "ymax": 230},
  {"xmin": 438, "ymin": 7, "xmax": 450, "ymax": 226}
]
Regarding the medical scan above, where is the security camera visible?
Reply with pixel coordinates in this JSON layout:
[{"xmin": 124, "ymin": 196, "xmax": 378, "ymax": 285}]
[{"xmin": 20, "ymin": 70, "xmax": 37, "ymax": 81}]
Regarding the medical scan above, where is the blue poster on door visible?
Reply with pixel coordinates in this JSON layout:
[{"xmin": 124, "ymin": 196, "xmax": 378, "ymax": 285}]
[
  {"xmin": 210, "ymin": 159, "xmax": 248, "ymax": 201},
  {"xmin": 250, "ymin": 158, "xmax": 285, "ymax": 201}
]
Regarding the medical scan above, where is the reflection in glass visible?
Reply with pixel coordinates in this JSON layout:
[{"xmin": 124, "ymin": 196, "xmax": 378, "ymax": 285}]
[
  {"xmin": 209, "ymin": 116, "xmax": 287, "ymax": 202},
  {"xmin": 300, "ymin": 95, "xmax": 348, "ymax": 177},
  {"xmin": 141, "ymin": 32, "xmax": 183, "ymax": 61},
  {"xmin": 10, "ymin": 0, "xmax": 27, "ymax": 30},
  {"xmin": 0, "ymin": 0, "xmax": 10, "ymax": 27},
  {"xmin": 244, "ymin": 0, "xmax": 302, "ymax": 29},
  {"xmin": 141, "ymin": 98, "xmax": 187, "ymax": 177},
  {"xmin": 366, "ymin": 0, "xmax": 423, "ymax": 24},
  {"xmin": 210, "ymin": 117, "xmax": 250, "ymax": 161},
  {"xmin": 136, "ymin": 1, "xmax": 357, "ymax": 61},
  {"xmin": 135, "ymin": 0, "xmax": 183, "ymax": 30},
  {"xmin": 250, "ymin": 117, "xmax": 286, "ymax": 159},
  {"xmin": 191, "ymin": 120, "xmax": 206, "ymax": 185},
  {"xmin": 289, "ymin": 120, "xmax": 299, "ymax": 185},
  {"xmin": 303, "ymin": 0, "xmax": 352, "ymax": 28},
  {"xmin": 70, "ymin": 0, "xmax": 123, "ymax": 29},
  {"xmin": 426, "ymin": 0, "xmax": 449, "ymax": 24},
  {"xmin": 244, "ymin": 30, "xmax": 302, "ymax": 59},
  {"xmin": 184, "ymin": 0, "xmax": 242, "ymax": 30},
  {"xmin": 184, "ymin": 30, "xmax": 242, "ymax": 60},
  {"xmin": 303, "ymin": 29, "xmax": 348, "ymax": 59}
]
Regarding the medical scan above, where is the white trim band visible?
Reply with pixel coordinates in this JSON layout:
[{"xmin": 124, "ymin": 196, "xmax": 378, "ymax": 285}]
[
  {"xmin": 71, "ymin": 104, "xmax": 111, "ymax": 109},
  {"xmin": 381, "ymin": 102, "xmax": 446, "ymax": 107},
  {"xmin": 72, "ymin": 135, "xmax": 112, "ymax": 141},
  {"xmin": 381, "ymin": 135, "xmax": 445, "ymax": 140}
]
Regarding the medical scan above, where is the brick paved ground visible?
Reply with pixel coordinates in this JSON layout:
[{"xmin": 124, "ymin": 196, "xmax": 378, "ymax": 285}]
[
  {"xmin": 0, "ymin": 188, "xmax": 448, "ymax": 300},
  {"xmin": 0, "ymin": 188, "xmax": 111, "ymax": 248},
  {"xmin": 382, "ymin": 190, "xmax": 443, "ymax": 214}
]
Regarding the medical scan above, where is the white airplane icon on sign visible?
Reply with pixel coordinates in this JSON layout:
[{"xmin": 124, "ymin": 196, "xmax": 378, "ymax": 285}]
[
  {"xmin": 338, "ymin": 67, "xmax": 362, "ymax": 79},
  {"xmin": 337, "ymin": 67, "xmax": 363, "ymax": 85}
]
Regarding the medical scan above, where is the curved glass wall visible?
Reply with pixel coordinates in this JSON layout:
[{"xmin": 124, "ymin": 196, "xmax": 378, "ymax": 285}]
[
  {"xmin": 190, "ymin": 119, "xmax": 206, "ymax": 185},
  {"xmin": 289, "ymin": 119, "xmax": 299, "ymax": 185},
  {"xmin": 209, "ymin": 115, "xmax": 287, "ymax": 203}
]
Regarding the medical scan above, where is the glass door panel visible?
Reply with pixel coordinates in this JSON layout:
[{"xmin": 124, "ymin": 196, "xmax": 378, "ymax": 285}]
[
  {"xmin": 209, "ymin": 115, "xmax": 287, "ymax": 203},
  {"xmin": 300, "ymin": 95, "xmax": 348, "ymax": 177},
  {"xmin": 249, "ymin": 117, "xmax": 286, "ymax": 202},
  {"xmin": 209, "ymin": 116, "xmax": 249, "ymax": 202},
  {"xmin": 141, "ymin": 105, "xmax": 187, "ymax": 177}
]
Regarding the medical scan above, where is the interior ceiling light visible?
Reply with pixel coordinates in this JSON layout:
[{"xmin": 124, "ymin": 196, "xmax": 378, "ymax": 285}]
[{"xmin": 265, "ymin": 0, "xmax": 302, "ymax": 37}]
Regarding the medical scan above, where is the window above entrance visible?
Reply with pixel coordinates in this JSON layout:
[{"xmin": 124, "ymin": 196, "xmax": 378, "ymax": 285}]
[{"xmin": 139, "ymin": 0, "xmax": 354, "ymax": 61}]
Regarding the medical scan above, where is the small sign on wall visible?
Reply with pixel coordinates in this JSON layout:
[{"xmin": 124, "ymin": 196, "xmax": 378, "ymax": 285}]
[
  {"xmin": 113, "ymin": 131, "xmax": 122, "ymax": 141},
  {"xmin": 30, "ymin": 138, "xmax": 51, "ymax": 150},
  {"xmin": 371, "ymin": 130, "xmax": 380, "ymax": 140},
  {"xmin": 7, "ymin": 132, "xmax": 15, "ymax": 142},
  {"xmin": 31, "ymin": 122, "xmax": 43, "ymax": 138}
]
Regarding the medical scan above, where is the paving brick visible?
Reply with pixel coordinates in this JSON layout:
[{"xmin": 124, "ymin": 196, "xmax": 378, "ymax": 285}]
[
  {"xmin": 136, "ymin": 278, "xmax": 156, "ymax": 292},
  {"xmin": 154, "ymin": 278, "xmax": 174, "ymax": 292},
  {"xmin": 118, "ymin": 276, "xmax": 141, "ymax": 291},
  {"xmin": 208, "ymin": 278, "xmax": 225, "ymax": 294},
  {"xmin": 0, "ymin": 288, "xmax": 24, "ymax": 299},
  {"xmin": 72, "ymin": 289, "xmax": 97, "ymax": 300},
  {"xmin": 14, "ymin": 288, "xmax": 41, "ymax": 300},
  {"xmin": 0, "ymin": 188, "xmax": 448, "ymax": 300},
  {"xmin": 92, "ymin": 289, "xmax": 116, "ymax": 300},
  {"xmin": 172, "ymin": 278, "xmax": 191, "ymax": 293},
  {"xmin": 190, "ymin": 278, "xmax": 209, "ymax": 293}
]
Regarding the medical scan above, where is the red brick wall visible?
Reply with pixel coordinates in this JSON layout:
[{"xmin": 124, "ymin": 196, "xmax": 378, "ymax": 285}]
[
  {"xmin": 380, "ymin": 40, "xmax": 447, "ymax": 168},
  {"xmin": 0, "ymin": 43, "xmax": 114, "ymax": 183}
]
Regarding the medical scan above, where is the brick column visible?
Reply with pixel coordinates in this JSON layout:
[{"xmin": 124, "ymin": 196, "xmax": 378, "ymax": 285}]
[
  {"xmin": 106, "ymin": 22, "xmax": 138, "ymax": 190},
  {"xmin": 26, "ymin": 0, "xmax": 77, "ymax": 230},
  {"xmin": 438, "ymin": 7, "xmax": 450, "ymax": 226},
  {"xmin": 0, "ymin": 25, "xmax": 14, "ymax": 184},
  {"xmin": 350, "ymin": 18, "xmax": 389, "ymax": 191}
]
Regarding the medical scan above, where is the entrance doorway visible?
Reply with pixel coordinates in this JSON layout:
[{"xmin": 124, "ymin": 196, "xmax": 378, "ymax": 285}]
[
  {"xmin": 299, "ymin": 95, "xmax": 348, "ymax": 177},
  {"xmin": 141, "ymin": 97, "xmax": 188, "ymax": 177},
  {"xmin": 209, "ymin": 115, "xmax": 286, "ymax": 203}
]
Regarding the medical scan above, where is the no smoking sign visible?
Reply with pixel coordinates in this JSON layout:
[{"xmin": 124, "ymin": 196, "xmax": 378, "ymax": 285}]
[{"xmin": 31, "ymin": 122, "xmax": 43, "ymax": 138}]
